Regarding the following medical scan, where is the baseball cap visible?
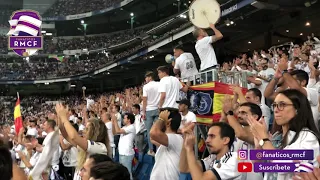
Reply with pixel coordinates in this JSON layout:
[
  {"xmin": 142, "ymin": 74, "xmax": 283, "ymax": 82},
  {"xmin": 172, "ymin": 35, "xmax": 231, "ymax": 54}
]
[{"xmin": 176, "ymin": 99, "xmax": 191, "ymax": 107}]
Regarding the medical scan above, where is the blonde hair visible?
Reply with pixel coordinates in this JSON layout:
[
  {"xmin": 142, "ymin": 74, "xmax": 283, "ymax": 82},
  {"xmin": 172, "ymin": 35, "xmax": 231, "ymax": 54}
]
[{"xmin": 77, "ymin": 118, "xmax": 112, "ymax": 169}]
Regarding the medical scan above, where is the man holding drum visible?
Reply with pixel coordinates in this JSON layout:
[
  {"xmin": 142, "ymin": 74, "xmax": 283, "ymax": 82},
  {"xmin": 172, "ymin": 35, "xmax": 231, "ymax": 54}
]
[{"xmin": 193, "ymin": 23, "xmax": 223, "ymax": 76}]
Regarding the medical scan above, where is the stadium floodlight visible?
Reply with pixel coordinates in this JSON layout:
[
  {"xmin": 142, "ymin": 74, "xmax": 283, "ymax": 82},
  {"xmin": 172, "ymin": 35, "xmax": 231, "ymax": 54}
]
[{"xmin": 130, "ymin": 13, "xmax": 134, "ymax": 17}]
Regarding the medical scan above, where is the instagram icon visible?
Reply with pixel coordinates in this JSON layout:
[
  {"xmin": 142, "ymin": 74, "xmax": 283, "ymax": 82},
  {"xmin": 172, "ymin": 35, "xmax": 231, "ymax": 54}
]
[{"xmin": 238, "ymin": 150, "xmax": 248, "ymax": 160}]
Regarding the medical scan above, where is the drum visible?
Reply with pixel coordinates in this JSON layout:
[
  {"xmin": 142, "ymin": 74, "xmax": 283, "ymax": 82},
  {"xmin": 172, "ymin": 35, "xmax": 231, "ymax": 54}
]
[{"xmin": 188, "ymin": 0, "xmax": 221, "ymax": 29}]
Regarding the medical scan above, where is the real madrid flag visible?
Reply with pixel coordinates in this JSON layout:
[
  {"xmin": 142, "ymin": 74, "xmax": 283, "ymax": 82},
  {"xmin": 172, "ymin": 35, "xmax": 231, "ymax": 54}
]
[{"xmin": 188, "ymin": 82, "xmax": 247, "ymax": 124}]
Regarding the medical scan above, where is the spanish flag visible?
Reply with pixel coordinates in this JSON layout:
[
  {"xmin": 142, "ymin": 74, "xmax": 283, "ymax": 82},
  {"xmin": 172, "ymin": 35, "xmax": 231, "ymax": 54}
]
[
  {"xmin": 188, "ymin": 82, "xmax": 247, "ymax": 124},
  {"xmin": 14, "ymin": 93, "xmax": 23, "ymax": 134}
]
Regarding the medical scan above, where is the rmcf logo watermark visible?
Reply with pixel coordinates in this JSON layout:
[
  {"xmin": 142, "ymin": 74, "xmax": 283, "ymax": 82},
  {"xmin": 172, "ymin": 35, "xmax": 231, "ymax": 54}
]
[{"xmin": 7, "ymin": 10, "xmax": 43, "ymax": 57}]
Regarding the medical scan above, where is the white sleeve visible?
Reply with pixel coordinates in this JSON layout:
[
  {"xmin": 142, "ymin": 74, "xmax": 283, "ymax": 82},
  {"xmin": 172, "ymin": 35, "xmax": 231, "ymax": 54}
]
[
  {"xmin": 210, "ymin": 153, "xmax": 241, "ymax": 179},
  {"xmin": 177, "ymin": 78, "xmax": 183, "ymax": 90},
  {"xmin": 142, "ymin": 86, "xmax": 147, "ymax": 97},
  {"xmin": 207, "ymin": 36, "xmax": 213, "ymax": 44},
  {"xmin": 174, "ymin": 57, "xmax": 180, "ymax": 70},
  {"xmin": 87, "ymin": 140, "xmax": 107, "ymax": 155},
  {"xmin": 63, "ymin": 139, "xmax": 70, "ymax": 145},
  {"xmin": 305, "ymin": 88, "xmax": 318, "ymax": 106},
  {"xmin": 187, "ymin": 112, "xmax": 197, "ymax": 123},
  {"xmin": 159, "ymin": 79, "xmax": 167, "ymax": 93},
  {"xmin": 307, "ymin": 78, "xmax": 317, "ymax": 89},
  {"xmin": 201, "ymin": 154, "xmax": 216, "ymax": 170},
  {"xmin": 29, "ymin": 131, "xmax": 59, "ymax": 179},
  {"xmin": 79, "ymin": 125, "xmax": 85, "ymax": 131},
  {"xmin": 122, "ymin": 125, "xmax": 135, "ymax": 134},
  {"xmin": 167, "ymin": 134, "xmax": 182, "ymax": 150}
]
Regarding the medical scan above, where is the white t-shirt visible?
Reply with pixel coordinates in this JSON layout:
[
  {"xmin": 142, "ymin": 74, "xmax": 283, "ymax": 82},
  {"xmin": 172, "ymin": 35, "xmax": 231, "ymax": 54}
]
[
  {"xmin": 73, "ymin": 140, "xmax": 108, "ymax": 180},
  {"xmin": 115, "ymin": 112, "xmax": 122, "ymax": 128},
  {"xmin": 78, "ymin": 124, "xmax": 85, "ymax": 132},
  {"xmin": 118, "ymin": 124, "xmax": 136, "ymax": 156},
  {"xmin": 179, "ymin": 111, "xmax": 197, "ymax": 129},
  {"xmin": 174, "ymin": 52, "xmax": 198, "ymax": 80},
  {"xmin": 195, "ymin": 36, "xmax": 218, "ymax": 71},
  {"xmin": 62, "ymin": 139, "xmax": 78, "ymax": 167},
  {"xmin": 27, "ymin": 127, "xmax": 38, "ymax": 137},
  {"xmin": 251, "ymin": 77, "xmax": 267, "ymax": 105},
  {"xmin": 86, "ymin": 98, "xmax": 95, "ymax": 110},
  {"xmin": 105, "ymin": 122, "xmax": 115, "ymax": 147},
  {"xmin": 143, "ymin": 81, "xmax": 160, "ymax": 111},
  {"xmin": 69, "ymin": 115, "xmax": 77, "ymax": 124},
  {"xmin": 159, "ymin": 76, "xmax": 183, "ymax": 108},
  {"xmin": 150, "ymin": 134, "xmax": 183, "ymax": 180}
]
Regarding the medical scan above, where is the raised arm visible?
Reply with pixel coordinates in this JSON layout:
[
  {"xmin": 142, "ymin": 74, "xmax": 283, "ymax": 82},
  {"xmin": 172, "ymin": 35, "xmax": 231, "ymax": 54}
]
[{"xmin": 209, "ymin": 23, "xmax": 223, "ymax": 42}]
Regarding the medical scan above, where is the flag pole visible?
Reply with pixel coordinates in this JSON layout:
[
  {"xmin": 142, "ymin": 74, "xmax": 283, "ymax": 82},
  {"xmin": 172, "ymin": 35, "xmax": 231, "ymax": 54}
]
[{"xmin": 17, "ymin": 92, "xmax": 19, "ymax": 99}]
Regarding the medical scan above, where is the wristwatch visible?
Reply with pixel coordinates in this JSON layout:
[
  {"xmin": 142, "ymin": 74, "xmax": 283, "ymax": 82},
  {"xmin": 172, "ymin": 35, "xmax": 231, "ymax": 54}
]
[
  {"xmin": 259, "ymin": 138, "xmax": 271, "ymax": 146},
  {"xmin": 226, "ymin": 111, "xmax": 234, "ymax": 116},
  {"xmin": 281, "ymin": 70, "xmax": 288, "ymax": 76}
]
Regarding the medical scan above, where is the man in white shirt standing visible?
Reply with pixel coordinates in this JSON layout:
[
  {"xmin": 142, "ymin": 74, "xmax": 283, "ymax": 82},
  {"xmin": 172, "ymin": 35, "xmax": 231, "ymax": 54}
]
[
  {"xmin": 193, "ymin": 23, "xmax": 223, "ymax": 82},
  {"xmin": 177, "ymin": 99, "xmax": 197, "ymax": 130},
  {"xmin": 132, "ymin": 104, "xmax": 146, "ymax": 162},
  {"xmin": 29, "ymin": 119, "xmax": 59, "ymax": 180},
  {"xmin": 142, "ymin": 71, "xmax": 160, "ymax": 156},
  {"xmin": 172, "ymin": 45, "xmax": 198, "ymax": 82},
  {"xmin": 112, "ymin": 113, "xmax": 136, "ymax": 180},
  {"xmin": 157, "ymin": 66, "xmax": 188, "ymax": 109},
  {"xmin": 150, "ymin": 108, "xmax": 183, "ymax": 180}
]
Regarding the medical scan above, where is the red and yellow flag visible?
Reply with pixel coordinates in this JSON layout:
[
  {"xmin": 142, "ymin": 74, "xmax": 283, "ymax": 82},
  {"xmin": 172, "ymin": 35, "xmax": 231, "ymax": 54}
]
[
  {"xmin": 14, "ymin": 94, "xmax": 23, "ymax": 134},
  {"xmin": 188, "ymin": 82, "xmax": 247, "ymax": 124}
]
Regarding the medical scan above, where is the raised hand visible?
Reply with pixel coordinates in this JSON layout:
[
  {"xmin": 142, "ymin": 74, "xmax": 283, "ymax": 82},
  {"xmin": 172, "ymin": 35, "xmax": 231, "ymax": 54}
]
[{"xmin": 184, "ymin": 132, "xmax": 196, "ymax": 152}]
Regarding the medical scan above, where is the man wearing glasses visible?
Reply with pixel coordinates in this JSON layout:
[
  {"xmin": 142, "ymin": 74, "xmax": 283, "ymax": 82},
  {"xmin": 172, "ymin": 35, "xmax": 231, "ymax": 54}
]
[{"xmin": 221, "ymin": 102, "xmax": 264, "ymax": 180}]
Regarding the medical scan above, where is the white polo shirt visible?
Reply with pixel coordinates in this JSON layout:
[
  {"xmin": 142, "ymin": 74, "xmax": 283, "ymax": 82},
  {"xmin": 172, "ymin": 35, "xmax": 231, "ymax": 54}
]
[
  {"xmin": 159, "ymin": 76, "xmax": 183, "ymax": 108},
  {"xmin": 143, "ymin": 81, "xmax": 160, "ymax": 111},
  {"xmin": 195, "ymin": 36, "xmax": 218, "ymax": 71},
  {"xmin": 174, "ymin": 52, "xmax": 198, "ymax": 80}
]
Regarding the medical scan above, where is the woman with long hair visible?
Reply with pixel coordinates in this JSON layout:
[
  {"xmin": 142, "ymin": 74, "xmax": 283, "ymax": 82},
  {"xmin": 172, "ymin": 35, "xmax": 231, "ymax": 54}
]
[
  {"xmin": 55, "ymin": 103, "xmax": 112, "ymax": 180},
  {"xmin": 248, "ymin": 89, "xmax": 320, "ymax": 180}
]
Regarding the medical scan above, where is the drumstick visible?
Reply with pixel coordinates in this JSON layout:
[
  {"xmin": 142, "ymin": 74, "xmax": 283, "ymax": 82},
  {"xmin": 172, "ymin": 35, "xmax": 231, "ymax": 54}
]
[{"xmin": 202, "ymin": 11, "xmax": 210, "ymax": 23}]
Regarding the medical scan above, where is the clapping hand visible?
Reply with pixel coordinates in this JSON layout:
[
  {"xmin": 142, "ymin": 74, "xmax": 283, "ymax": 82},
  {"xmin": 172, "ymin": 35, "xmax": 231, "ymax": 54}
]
[
  {"xmin": 247, "ymin": 115, "xmax": 268, "ymax": 141},
  {"xmin": 184, "ymin": 132, "xmax": 196, "ymax": 152}
]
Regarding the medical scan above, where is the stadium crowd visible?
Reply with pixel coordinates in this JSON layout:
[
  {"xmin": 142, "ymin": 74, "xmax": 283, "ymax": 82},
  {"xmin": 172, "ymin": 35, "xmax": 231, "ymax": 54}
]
[
  {"xmin": 42, "ymin": 0, "xmax": 123, "ymax": 17},
  {"xmin": 0, "ymin": 21, "xmax": 190, "ymax": 80},
  {"xmin": 1, "ymin": 20, "xmax": 320, "ymax": 180}
]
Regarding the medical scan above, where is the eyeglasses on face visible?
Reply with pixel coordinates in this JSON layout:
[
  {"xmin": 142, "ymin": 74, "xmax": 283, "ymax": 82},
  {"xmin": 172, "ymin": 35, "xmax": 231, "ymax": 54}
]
[{"xmin": 271, "ymin": 102, "xmax": 294, "ymax": 111}]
